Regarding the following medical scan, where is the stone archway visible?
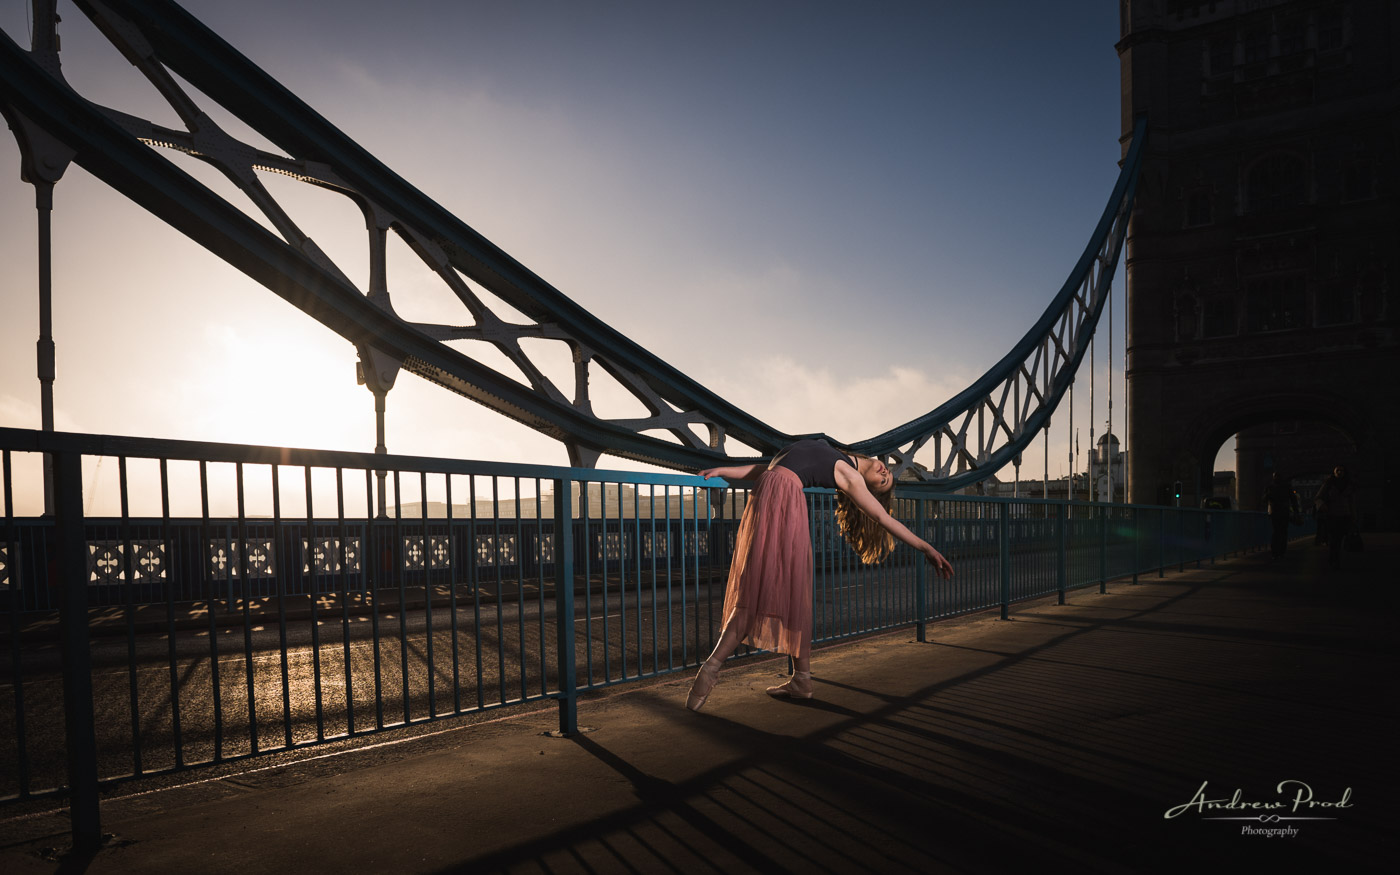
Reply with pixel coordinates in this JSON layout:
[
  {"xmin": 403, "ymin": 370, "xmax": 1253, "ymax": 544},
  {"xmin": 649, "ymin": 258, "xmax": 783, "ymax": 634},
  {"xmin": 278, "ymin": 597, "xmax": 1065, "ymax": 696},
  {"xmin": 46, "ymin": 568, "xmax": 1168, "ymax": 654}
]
[{"xmin": 1187, "ymin": 392, "xmax": 1367, "ymax": 513}]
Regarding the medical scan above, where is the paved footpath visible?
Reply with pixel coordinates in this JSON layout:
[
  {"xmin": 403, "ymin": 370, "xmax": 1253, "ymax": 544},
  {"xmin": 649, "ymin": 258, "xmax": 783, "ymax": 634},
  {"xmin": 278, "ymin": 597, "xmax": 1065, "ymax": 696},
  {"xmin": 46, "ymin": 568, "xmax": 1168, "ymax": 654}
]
[{"xmin": 2, "ymin": 536, "xmax": 1396, "ymax": 874}]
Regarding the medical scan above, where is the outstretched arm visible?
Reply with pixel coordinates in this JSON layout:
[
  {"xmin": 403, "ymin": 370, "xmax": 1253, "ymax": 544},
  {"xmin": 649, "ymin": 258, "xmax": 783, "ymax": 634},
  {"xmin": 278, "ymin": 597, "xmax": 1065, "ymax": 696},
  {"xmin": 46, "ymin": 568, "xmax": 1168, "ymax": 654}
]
[
  {"xmin": 698, "ymin": 463, "xmax": 768, "ymax": 482},
  {"xmin": 834, "ymin": 465, "xmax": 954, "ymax": 578}
]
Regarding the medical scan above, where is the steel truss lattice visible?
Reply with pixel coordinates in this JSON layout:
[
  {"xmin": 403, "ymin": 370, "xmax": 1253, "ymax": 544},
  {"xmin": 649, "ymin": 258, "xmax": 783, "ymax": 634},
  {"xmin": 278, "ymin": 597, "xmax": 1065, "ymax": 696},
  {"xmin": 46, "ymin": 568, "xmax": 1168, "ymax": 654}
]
[{"xmin": 0, "ymin": 0, "xmax": 1145, "ymax": 488}]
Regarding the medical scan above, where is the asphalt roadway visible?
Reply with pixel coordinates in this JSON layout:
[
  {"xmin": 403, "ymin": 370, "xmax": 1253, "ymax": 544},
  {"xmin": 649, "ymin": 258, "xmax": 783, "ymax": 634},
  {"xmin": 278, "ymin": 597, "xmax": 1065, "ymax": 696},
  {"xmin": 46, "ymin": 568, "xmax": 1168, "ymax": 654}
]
[{"xmin": 1, "ymin": 535, "xmax": 1395, "ymax": 874}]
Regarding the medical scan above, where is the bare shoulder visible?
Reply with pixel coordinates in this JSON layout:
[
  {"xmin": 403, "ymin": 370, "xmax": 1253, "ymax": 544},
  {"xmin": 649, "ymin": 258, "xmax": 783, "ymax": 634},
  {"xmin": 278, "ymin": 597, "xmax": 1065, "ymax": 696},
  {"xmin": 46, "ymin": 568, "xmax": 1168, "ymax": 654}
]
[{"xmin": 832, "ymin": 460, "xmax": 862, "ymax": 492}]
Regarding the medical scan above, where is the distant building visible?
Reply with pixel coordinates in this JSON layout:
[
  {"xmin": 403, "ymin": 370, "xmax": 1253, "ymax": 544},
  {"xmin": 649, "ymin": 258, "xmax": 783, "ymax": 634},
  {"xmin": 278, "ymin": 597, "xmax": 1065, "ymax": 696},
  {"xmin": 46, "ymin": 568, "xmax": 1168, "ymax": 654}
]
[
  {"xmin": 1090, "ymin": 433, "xmax": 1128, "ymax": 503},
  {"xmin": 1211, "ymin": 470, "xmax": 1238, "ymax": 508},
  {"xmin": 978, "ymin": 475, "xmax": 1087, "ymax": 502},
  {"xmin": 974, "ymin": 432, "xmax": 1126, "ymax": 504}
]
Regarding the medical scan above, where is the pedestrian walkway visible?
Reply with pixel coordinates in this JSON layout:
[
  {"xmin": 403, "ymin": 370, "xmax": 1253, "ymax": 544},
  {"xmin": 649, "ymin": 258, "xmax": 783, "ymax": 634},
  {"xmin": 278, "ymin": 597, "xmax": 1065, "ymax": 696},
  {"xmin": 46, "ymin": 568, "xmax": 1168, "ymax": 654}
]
[{"xmin": 2, "ymin": 536, "xmax": 1395, "ymax": 873}]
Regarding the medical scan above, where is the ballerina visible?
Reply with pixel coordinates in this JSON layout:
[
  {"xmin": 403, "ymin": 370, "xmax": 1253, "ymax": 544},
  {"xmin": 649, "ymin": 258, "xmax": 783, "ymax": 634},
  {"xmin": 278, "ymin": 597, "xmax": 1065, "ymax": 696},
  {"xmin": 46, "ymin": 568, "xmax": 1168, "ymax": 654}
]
[{"xmin": 687, "ymin": 438, "xmax": 953, "ymax": 710}]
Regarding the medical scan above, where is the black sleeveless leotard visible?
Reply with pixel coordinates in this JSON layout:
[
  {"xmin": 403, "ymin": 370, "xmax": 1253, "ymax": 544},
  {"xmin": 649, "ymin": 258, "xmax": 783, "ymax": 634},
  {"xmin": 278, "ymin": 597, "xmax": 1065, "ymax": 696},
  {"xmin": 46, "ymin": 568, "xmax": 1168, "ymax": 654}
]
[{"xmin": 770, "ymin": 439, "xmax": 857, "ymax": 489}]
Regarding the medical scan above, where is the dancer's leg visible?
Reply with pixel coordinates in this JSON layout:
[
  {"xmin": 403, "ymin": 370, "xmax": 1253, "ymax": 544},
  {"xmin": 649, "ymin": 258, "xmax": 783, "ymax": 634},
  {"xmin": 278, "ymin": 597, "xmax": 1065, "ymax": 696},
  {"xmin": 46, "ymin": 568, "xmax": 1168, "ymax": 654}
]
[
  {"xmin": 704, "ymin": 612, "xmax": 750, "ymax": 666},
  {"xmin": 766, "ymin": 631, "xmax": 813, "ymax": 699},
  {"xmin": 686, "ymin": 612, "xmax": 750, "ymax": 711}
]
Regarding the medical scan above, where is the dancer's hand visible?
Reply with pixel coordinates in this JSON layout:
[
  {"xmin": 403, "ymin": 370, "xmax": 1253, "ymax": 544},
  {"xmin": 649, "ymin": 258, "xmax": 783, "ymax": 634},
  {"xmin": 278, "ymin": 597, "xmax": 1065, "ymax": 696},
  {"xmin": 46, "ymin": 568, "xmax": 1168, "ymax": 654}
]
[{"xmin": 922, "ymin": 544, "xmax": 954, "ymax": 579}]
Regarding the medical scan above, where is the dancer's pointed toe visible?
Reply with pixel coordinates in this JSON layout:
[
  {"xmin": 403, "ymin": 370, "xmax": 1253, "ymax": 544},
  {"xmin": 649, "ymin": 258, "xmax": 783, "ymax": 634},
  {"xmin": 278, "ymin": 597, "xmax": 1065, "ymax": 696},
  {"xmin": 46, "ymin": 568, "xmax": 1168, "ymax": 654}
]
[{"xmin": 686, "ymin": 662, "xmax": 721, "ymax": 711}]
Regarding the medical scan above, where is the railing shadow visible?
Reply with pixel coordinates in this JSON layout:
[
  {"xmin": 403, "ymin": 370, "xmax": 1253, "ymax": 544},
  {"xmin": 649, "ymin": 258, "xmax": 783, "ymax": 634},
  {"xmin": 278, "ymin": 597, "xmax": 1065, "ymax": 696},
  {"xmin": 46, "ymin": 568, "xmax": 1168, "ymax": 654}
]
[{"xmin": 435, "ymin": 561, "xmax": 1389, "ymax": 873}]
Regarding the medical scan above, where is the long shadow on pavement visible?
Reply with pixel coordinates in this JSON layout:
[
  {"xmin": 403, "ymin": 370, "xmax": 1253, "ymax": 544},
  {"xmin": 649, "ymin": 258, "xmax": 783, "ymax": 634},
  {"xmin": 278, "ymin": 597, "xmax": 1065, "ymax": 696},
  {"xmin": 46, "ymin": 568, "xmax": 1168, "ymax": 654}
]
[{"xmin": 444, "ymin": 549, "xmax": 1395, "ymax": 873}]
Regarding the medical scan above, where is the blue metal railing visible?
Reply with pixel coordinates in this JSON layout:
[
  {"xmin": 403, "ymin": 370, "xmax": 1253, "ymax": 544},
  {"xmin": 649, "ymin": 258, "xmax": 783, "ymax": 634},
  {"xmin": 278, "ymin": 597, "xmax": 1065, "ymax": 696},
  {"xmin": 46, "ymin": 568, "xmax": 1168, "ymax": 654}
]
[{"xmin": 0, "ymin": 426, "xmax": 1274, "ymax": 845}]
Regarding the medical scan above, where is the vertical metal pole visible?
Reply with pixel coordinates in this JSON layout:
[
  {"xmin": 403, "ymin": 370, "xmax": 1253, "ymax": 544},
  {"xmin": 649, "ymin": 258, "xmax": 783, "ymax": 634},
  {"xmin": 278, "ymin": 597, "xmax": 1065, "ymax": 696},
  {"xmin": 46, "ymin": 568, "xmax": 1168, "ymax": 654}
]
[
  {"xmin": 373, "ymin": 390, "xmax": 388, "ymax": 518},
  {"xmin": 36, "ymin": 183, "xmax": 57, "ymax": 515},
  {"xmin": 1131, "ymin": 506, "xmax": 1140, "ymax": 585},
  {"xmin": 553, "ymin": 478, "xmax": 577, "ymax": 735},
  {"xmin": 1178, "ymin": 511, "xmax": 1185, "ymax": 573},
  {"xmin": 54, "ymin": 448, "xmax": 100, "ymax": 848},
  {"xmin": 160, "ymin": 459, "xmax": 184, "ymax": 765},
  {"xmin": 1068, "ymin": 383, "xmax": 1074, "ymax": 501},
  {"xmin": 1099, "ymin": 504, "xmax": 1108, "ymax": 594},
  {"xmin": 393, "ymin": 471, "xmax": 410, "ymax": 724},
  {"xmin": 1056, "ymin": 501, "xmax": 1067, "ymax": 605},
  {"xmin": 915, "ymin": 497, "xmax": 927, "ymax": 642},
  {"xmin": 5, "ymin": 450, "xmax": 33, "ymax": 797},
  {"xmin": 1196, "ymin": 509, "xmax": 1204, "ymax": 568},
  {"xmin": 998, "ymin": 502, "xmax": 1010, "ymax": 620},
  {"xmin": 1089, "ymin": 334, "xmax": 1096, "ymax": 502},
  {"xmin": 1043, "ymin": 422, "xmax": 1049, "ymax": 500},
  {"xmin": 337, "ymin": 470, "xmax": 359, "ymax": 727},
  {"xmin": 118, "ymin": 458, "xmax": 142, "ymax": 776},
  {"xmin": 1107, "ymin": 271, "xmax": 1115, "ymax": 503},
  {"xmin": 445, "ymin": 474, "xmax": 461, "ymax": 715},
  {"xmin": 1125, "ymin": 241, "xmax": 1133, "ymax": 504},
  {"xmin": 16, "ymin": 2, "xmax": 73, "ymax": 518},
  {"xmin": 1158, "ymin": 507, "xmax": 1166, "ymax": 578}
]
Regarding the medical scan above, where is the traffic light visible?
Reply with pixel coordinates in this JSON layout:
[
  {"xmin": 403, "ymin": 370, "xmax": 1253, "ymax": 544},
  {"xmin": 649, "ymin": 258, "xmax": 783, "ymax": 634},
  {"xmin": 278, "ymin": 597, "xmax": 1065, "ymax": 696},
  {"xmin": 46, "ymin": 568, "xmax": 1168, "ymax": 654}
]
[{"xmin": 1173, "ymin": 480, "xmax": 1182, "ymax": 506}]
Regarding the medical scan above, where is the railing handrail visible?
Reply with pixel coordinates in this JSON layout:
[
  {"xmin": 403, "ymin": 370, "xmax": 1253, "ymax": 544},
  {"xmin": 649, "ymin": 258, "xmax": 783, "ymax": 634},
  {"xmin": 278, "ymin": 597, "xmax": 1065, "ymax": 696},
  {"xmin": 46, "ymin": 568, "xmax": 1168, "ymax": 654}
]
[
  {"xmin": 0, "ymin": 426, "xmax": 715, "ymax": 490},
  {"xmin": 2, "ymin": 426, "xmax": 1266, "ymax": 517}
]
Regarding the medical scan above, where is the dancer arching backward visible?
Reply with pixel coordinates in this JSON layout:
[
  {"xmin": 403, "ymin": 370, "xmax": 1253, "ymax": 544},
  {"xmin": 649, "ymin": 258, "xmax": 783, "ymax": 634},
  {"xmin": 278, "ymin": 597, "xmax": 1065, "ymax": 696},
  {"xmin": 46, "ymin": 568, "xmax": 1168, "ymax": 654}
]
[{"xmin": 687, "ymin": 438, "xmax": 954, "ymax": 710}]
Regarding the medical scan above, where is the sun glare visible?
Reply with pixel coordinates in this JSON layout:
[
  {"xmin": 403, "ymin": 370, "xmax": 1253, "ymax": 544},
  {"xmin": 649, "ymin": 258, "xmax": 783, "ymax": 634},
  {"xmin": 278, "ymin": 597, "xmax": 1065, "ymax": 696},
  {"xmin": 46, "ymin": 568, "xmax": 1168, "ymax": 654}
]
[{"xmin": 185, "ymin": 322, "xmax": 373, "ymax": 454}]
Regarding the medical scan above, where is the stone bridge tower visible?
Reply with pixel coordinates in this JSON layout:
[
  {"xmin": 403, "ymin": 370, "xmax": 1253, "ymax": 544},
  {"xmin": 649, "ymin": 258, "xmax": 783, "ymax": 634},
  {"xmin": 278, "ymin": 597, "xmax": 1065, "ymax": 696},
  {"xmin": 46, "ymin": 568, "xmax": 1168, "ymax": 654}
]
[{"xmin": 1117, "ymin": 0, "xmax": 1397, "ymax": 526}]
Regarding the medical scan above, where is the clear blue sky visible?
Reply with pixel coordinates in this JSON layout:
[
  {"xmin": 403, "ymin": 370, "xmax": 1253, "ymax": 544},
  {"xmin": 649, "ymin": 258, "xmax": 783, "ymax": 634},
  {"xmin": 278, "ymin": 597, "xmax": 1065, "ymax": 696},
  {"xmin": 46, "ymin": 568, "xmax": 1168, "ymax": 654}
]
[{"xmin": 2, "ymin": 1, "xmax": 1162, "ymax": 485}]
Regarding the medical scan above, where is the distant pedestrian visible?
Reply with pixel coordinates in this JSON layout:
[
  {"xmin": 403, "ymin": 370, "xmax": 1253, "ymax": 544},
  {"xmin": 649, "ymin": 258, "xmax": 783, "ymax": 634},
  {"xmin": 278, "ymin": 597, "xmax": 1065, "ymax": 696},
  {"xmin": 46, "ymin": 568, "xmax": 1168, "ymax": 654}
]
[
  {"xmin": 1313, "ymin": 465, "xmax": 1358, "ymax": 570},
  {"xmin": 1262, "ymin": 472, "xmax": 1294, "ymax": 558},
  {"xmin": 686, "ymin": 439, "xmax": 953, "ymax": 710}
]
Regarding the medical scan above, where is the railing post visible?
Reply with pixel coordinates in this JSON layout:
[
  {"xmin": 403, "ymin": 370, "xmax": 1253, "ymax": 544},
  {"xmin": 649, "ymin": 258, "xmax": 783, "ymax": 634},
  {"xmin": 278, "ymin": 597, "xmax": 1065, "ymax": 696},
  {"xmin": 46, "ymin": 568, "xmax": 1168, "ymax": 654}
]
[
  {"xmin": 915, "ymin": 497, "xmax": 928, "ymax": 641},
  {"xmin": 1158, "ymin": 507, "xmax": 1166, "ymax": 578},
  {"xmin": 553, "ymin": 477, "xmax": 578, "ymax": 735},
  {"xmin": 1098, "ymin": 504, "xmax": 1108, "ymax": 594},
  {"xmin": 998, "ymin": 502, "xmax": 1010, "ymax": 620},
  {"xmin": 1056, "ymin": 502, "xmax": 1067, "ymax": 605},
  {"xmin": 1131, "ymin": 506, "xmax": 1139, "ymax": 584},
  {"xmin": 1178, "ymin": 510, "xmax": 1185, "ymax": 573},
  {"xmin": 1196, "ymin": 511, "xmax": 1203, "ymax": 568},
  {"xmin": 54, "ymin": 448, "xmax": 100, "ymax": 849}
]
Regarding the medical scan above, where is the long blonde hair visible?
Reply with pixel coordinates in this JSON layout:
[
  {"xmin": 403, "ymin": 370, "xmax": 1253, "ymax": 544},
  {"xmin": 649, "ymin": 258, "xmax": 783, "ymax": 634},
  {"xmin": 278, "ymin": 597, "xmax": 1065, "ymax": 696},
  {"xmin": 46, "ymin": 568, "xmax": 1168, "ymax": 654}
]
[{"xmin": 835, "ymin": 452, "xmax": 896, "ymax": 565}]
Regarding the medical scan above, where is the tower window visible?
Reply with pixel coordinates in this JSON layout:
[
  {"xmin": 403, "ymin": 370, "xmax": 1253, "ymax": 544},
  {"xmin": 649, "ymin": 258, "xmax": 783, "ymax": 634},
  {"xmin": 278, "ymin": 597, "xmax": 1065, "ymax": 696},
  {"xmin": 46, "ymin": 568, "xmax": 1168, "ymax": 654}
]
[
  {"xmin": 1177, "ymin": 294, "xmax": 1199, "ymax": 341},
  {"xmin": 1186, "ymin": 188, "xmax": 1213, "ymax": 226},
  {"xmin": 1202, "ymin": 298, "xmax": 1237, "ymax": 338},
  {"xmin": 1316, "ymin": 280, "xmax": 1358, "ymax": 326},
  {"xmin": 1246, "ymin": 154, "xmax": 1306, "ymax": 214},
  {"xmin": 1208, "ymin": 36, "xmax": 1234, "ymax": 76},
  {"xmin": 1318, "ymin": 7, "xmax": 1345, "ymax": 52},
  {"xmin": 1245, "ymin": 275, "xmax": 1305, "ymax": 333},
  {"xmin": 1278, "ymin": 15, "xmax": 1304, "ymax": 56},
  {"xmin": 1242, "ymin": 24, "xmax": 1269, "ymax": 64},
  {"xmin": 1342, "ymin": 156, "xmax": 1374, "ymax": 202}
]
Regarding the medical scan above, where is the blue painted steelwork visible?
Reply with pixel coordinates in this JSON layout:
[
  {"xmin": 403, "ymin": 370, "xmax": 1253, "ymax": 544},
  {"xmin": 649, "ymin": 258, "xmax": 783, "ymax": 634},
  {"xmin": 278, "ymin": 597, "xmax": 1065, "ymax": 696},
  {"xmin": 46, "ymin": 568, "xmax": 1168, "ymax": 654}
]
[{"xmin": 2, "ymin": 2, "xmax": 1145, "ymax": 485}]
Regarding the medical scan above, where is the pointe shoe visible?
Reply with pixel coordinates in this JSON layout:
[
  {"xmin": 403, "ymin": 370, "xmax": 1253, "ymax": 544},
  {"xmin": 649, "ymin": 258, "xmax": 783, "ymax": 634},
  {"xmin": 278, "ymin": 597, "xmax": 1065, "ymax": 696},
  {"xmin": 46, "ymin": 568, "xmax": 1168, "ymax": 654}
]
[
  {"xmin": 686, "ymin": 662, "xmax": 721, "ymax": 711},
  {"xmin": 766, "ymin": 670, "xmax": 813, "ymax": 700}
]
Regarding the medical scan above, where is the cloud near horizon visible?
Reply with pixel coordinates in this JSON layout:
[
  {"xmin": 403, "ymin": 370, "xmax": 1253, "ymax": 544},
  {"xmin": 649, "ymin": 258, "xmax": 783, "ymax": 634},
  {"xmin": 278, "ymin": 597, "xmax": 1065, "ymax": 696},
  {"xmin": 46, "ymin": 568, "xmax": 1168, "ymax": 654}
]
[{"xmin": 704, "ymin": 355, "xmax": 977, "ymax": 451}]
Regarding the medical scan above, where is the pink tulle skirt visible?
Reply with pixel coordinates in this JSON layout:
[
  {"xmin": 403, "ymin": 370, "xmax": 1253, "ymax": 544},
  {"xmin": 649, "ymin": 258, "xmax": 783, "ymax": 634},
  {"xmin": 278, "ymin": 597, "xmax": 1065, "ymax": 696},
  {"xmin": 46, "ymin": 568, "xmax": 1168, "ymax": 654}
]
[{"xmin": 720, "ymin": 466, "xmax": 813, "ymax": 659}]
